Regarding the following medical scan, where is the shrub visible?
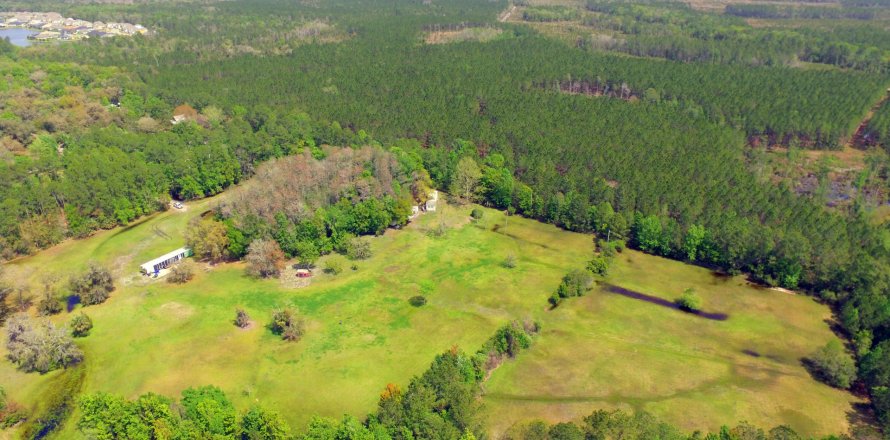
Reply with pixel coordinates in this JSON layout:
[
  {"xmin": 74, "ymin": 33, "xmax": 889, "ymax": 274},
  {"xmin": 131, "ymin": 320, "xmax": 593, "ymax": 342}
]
[
  {"xmin": 0, "ymin": 285, "xmax": 10, "ymax": 326},
  {"xmin": 69, "ymin": 264, "xmax": 114, "ymax": 306},
  {"xmin": 553, "ymin": 269, "xmax": 593, "ymax": 304},
  {"xmin": 5, "ymin": 314, "xmax": 84, "ymax": 373},
  {"xmin": 167, "ymin": 260, "xmax": 195, "ymax": 284},
  {"xmin": 502, "ymin": 254, "xmax": 517, "ymax": 269},
  {"xmin": 427, "ymin": 222, "xmax": 447, "ymax": 238},
  {"xmin": 270, "ymin": 308, "xmax": 304, "ymax": 342},
  {"xmin": 409, "ymin": 296, "xmax": 427, "ymax": 307},
  {"xmin": 345, "ymin": 238, "xmax": 372, "ymax": 260},
  {"xmin": 810, "ymin": 340, "xmax": 857, "ymax": 389},
  {"xmin": 470, "ymin": 208, "xmax": 484, "ymax": 219},
  {"xmin": 37, "ymin": 292, "xmax": 63, "ymax": 316},
  {"xmin": 0, "ymin": 387, "xmax": 26, "ymax": 428},
  {"xmin": 587, "ymin": 255, "xmax": 611, "ymax": 276},
  {"xmin": 235, "ymin": 309, "xmax": 251, "ymax": 328},
  {"xmin": 246, "ymin": 239, "xmax": 285, "ymax": 278},
  {"xmin": 70, "ymin": 313, "xmax": 93, "ymax": 338},
  {"xmin": 323, "ymin": 259, "xmax": 344, "ymax": 275},
  {"xmin": 675, "ymin": 288, "xmax": 702, "ymax": 312}
]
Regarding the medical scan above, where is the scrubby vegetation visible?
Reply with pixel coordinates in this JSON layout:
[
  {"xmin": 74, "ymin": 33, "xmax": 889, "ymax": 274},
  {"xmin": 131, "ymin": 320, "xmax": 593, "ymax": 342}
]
[
  {"xmin": 167, "ymin": 260, "xmax": 195, "ymax": 284},
  {"xmin": 269, "ymin": 308, "xmax": 304, "ymax": 342},
  {"xmin": 5, "ymin": 314, "xmax": 83, "ymax": 373},
  {"xmin": 68, "ymin": 264, "xmax": 114, "ymax": 306},
  {"xmin": 69, "ymin": 313, "xmax": 93, "ymax": 338}
]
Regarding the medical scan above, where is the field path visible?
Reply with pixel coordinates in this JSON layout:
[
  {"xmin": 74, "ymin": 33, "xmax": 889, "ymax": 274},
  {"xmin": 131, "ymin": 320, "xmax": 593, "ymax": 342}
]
[{"xmin": 499, "ymin": 4, "xmax": 517, "ymax": 22}]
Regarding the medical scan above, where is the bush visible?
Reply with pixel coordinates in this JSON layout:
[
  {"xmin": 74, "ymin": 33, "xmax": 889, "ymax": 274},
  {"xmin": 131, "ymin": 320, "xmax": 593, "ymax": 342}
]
[
  {"xmin": 270, "ymin": 308, "xmax": 304, "ymax": 342},
  {"xmin": 0, "ymin": 285, "xmax": 11, "ymax": 326},
  {"xmin": 69, "ymin": 264, "xmax": 114, "ymax": 306},
  {"xmin": 38, "ymin": 292, "xmax": 63, "ymax": 316},
  {"xmin": 235, "ymin": 309, "xmax": 251, "ymax": 328},
  {"xmin": 810, "ymin": 340, "xmax": 857, "ymax": 389},
  {"xmin": 587, "ymin": 255, "xmax": 611, "ymax": 276},
  {"xmin": 70, "ymin": 313, "xmax": 93, "ymax": 338},
  {"xmin": 167, "ymin": 260, "xmax": 195, "ymax": 284},
  {"xmin": 554, "ymin": 270, "xmax": 593, "ymax": 301},
  {"xmin": 5, "ymin": 314, "xmax": 84, "ymax": 373},
  {"xmin": 675, "ymin": 288, "xmax": 702, "ymax": 312},
  {"xmin": 345, "ymin": 238, "xmax": 372, "ymax": 260},
  {"xmin": 470, "ymin": 208, "xmax": 484, "ymax": 219},
  {"xmin": 409, "ymin": 296, "xmax": 427, "ymax": 307},
  {"xmin": 323, "ymin": 259, "xmax": 344, "ymax": 275},
  {"xmin": 502, "ymin": 254, "xmax": 517, "ymax": 269},
  {"xmin": 246, "ymin": 239, "xmax": 285, "ymax": 278}
]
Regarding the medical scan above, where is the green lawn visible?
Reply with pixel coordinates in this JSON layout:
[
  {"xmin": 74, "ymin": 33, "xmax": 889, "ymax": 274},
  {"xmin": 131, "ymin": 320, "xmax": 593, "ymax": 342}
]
[
  {"xmin": 2, "ymin": 198, "xmax": 591, "ymax": 437},
  {"xmin": 1, "ymin": 198, "xmax": 861, "ymax": 438},
  {"xmin": 482, "ymin": 250, "xmax": 863, "ymax": 437}
]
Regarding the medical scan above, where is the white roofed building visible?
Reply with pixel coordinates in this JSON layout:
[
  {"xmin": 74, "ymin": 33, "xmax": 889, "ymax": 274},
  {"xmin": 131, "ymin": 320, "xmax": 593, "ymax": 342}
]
[{"xmin": 140, "ymin": 247, "xmax": 192, "ymax": 275}]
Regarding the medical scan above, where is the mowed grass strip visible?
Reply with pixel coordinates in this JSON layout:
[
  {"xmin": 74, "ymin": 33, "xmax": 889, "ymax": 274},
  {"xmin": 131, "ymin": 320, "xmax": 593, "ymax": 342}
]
[{"xmin": 482, "ymin": 251, "xmax": 863, "ymax": 438}]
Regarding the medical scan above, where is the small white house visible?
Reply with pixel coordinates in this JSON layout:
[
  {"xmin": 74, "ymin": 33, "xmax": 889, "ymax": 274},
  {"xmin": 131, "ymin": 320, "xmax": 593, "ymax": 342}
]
[
  {"xmin": 425, "ymin": 190, "xmax": 438, "ymax": 212},
  {"xmin": 140, "ymin": 247, "xmax": 192, "ymax": 275}
]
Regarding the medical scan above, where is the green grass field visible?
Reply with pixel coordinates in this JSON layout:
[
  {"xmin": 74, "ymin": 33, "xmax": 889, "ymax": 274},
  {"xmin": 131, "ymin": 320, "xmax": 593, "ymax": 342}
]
[
  {"xmin": 482, "ymin": 251, "xmax": 862, "ymax": 437},
  {"xmin": 1, "ymin": 197, "xmax": 861, "ymax": 438}
]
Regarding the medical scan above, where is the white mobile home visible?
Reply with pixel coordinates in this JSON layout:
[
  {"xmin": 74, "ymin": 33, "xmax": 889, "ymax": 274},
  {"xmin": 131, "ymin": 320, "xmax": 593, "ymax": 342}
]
[{"xmin": 140, "ymin": 247, "xmax": 192, "ymax": 275}]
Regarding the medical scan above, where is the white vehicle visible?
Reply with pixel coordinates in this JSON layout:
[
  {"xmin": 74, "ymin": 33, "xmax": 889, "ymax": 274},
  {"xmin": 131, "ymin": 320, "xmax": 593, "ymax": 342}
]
[{"xmin": 172, "ymin": 201, "xmax": 183, "ymax": 209}]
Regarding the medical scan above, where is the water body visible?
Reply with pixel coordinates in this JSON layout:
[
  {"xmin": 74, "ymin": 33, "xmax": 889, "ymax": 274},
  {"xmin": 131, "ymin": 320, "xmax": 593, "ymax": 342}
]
[{"xmin": 0, "ymin": 28, "xmax": 36, "ymax": 47}]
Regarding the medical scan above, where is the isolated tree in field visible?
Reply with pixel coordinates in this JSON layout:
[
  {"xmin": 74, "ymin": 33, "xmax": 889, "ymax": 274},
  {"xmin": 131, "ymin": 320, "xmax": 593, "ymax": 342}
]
[
  {"xmin": 240, "ymin": 406, "xmax": 291, "ymax": 440},
  {"xmin": 5, "ymin": 314, "xmax": 83, "ymax": 373},
  {"xmin": 246, "ymin": 239, "xmax": 285, "ymax": 278},
  {"xmin": 186, "ymin": 218, "xmax": 230, "ymax": 262},
  {"xmin": 809, "ymin": 340, "xmax": 857, "ymax": 389},
  {"xmin": 323, "ymin": 259, "xmax": 344, "ymax": 275},
  {"xmin": 70, "ymin": 313, "xmax": 93, "ymax": 337},
  {"xmin": 167, "ymin": 260, "xmax": 196, "ymax": 284},
  {"xmin": 345, "ymin": 237, "xmax": 372, "ymax": 260},
  {"xmin": 451, "ymin": 157, "xmax": 481, "ymax": 202},
  {"xmin": 235, "ymin": 309, "xmax": 251, "ymax": 328},
  {"xmin": 69, "ymin": 264, "xmax": 114, "ymax": 306},
  {"xmin": 37, "ymin": 291, "xmax": 63, "ymax": 316},
  {"xmin": 270, "ymin": 308, "xmax": 304, "ymax": 342},
  {"xmin": 675, "ymin": 288, "xmax": 702, "ymax": 312}
]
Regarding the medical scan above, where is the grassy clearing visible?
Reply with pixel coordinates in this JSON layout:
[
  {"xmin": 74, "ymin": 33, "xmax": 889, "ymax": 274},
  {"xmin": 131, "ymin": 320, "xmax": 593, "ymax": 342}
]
[
  {"xmin": 2, "ymin": 198, "xmax": 590, "ymax": 436},
  {"xmin": 423, "ymin": 27, "xmax": 507, "ymax": 45},
  {"xmin": 1, "ymin": 197, "xmax": 860, "ymax": 438},
  {"xmin": 482, "ymin": 250, "xmax": 863, "ymax": 437}
]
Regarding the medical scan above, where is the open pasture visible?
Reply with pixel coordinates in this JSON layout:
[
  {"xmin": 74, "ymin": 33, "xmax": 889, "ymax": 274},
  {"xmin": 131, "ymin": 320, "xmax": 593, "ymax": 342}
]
[
  {"xmin": 1, "ymin": 199, "xmax": 860, "ymax": 437},
  {"xmin": 482, "ymin": 250, "xmax": 863, "ymax": 437},
  {"xmin": 2, "ymin": 199, "xmax": 590, "ymax": 434}
]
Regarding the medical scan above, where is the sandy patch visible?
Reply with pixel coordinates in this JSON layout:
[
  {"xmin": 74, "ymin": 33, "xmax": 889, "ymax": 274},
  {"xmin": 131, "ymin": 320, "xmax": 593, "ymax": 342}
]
[{"xmin": 156, "ymin": 301, "xmax": 195, "ymax": 320}]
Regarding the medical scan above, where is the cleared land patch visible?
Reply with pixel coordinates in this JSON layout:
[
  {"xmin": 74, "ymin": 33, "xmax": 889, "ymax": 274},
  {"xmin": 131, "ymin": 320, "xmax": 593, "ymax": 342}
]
[
  {"xmin": 2, "ymin": 199, "xmax": 590, "ymax": 435},
  {"xmin": 482, "ymin": 251, "xmax": 863, "ymax": 438},
  {"xmin": 423, "ymin": 26, "xmax": 506, "ymax": 44},
  {"xmin": 1, "ymin": 198, "xmax": 860, "ymax": 437}
]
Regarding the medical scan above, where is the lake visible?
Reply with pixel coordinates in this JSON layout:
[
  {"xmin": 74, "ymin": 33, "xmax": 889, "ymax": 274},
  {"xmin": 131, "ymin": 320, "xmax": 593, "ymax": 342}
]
[{"xmin": 0, "ymin": 28, "xmax": 36, "ymax": 47}]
